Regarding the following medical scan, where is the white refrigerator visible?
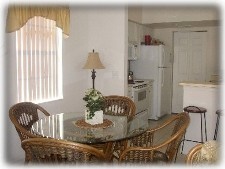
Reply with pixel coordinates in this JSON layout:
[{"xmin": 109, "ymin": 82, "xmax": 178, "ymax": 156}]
[{"xmin": 131, "ymin": 45, "xmax": 172, "ymax": 120}]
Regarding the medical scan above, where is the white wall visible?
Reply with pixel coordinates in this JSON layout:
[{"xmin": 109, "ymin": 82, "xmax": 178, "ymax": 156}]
[
  {"xmin": 85, "ymin": 7, "xmax": 128, "ymax": 96},
  {"xmin": 6, "ymin": 6, "xmax": 127, "ymax": 164},
  {"xmin": 1, "ymin": 4, "xmax": 9, "ymax": 166},
  {"xmin": 152, "ymin": 26, "xmax": 221, "ymax": 81}
]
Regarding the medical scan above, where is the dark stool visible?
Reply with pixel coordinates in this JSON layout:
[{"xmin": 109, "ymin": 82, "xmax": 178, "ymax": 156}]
[
  {"xmin": 213, "ymin": 110, "xmax": 222, "ymax": 140},
  {"xmin": 181, "ymin": 106, "xmax": 207, "ymax": 154}
]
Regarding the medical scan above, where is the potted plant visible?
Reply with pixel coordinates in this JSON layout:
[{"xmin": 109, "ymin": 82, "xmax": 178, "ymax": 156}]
[{"xmin": 83, "ymin": 88, "xmax": 105, "ymax": 125}]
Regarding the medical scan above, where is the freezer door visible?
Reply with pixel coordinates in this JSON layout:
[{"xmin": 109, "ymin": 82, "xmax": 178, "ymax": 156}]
[
  {"xmin": 131, "ymin": 46, "xmax": 159, "ymax": 80},
  {"xmin": 158, "ymin": 45, "xmax": 171, "ymax": 68},
  {"xmin": 158, "ymin": 45, "xmax": 165, "ymax": 67}
]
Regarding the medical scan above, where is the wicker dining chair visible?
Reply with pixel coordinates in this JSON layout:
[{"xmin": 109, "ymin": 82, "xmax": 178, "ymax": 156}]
[
  {"xmin": 103, "ymin": 95, "xmax": 136, "ymax": 161},
  {"xmin": 9, "ymin": 102, "xmax": 50, "ymax": 141},
  {"xmin": 119, "ymin": 112, "xmax": 190, "ymax": 163},
  {"xmin": 186, "ymin": 144, "xmax": 203, "ymax": 164},
  {"xmin": 186, "ymin": 140, "xmax": 219, "ymax": 165},
  {"xmin": 104, "ymin": 95, "xmax": 136, "ymax": 122},
  {"xmin": 21, "ymin": 138, "xmax": 107, "ymax": 164}
]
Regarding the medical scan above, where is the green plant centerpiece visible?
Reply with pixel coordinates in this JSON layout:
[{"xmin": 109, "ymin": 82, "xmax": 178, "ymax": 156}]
[{"xmin": 83, "ymin": 88, "xmax": 105, "ymax": 124}]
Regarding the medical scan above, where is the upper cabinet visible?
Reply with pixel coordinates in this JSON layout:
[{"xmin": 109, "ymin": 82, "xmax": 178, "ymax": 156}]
[
  {"xmin": 128, "ymin": 20, "xmax": 153, "ymax": 44},
  {"xmin": 128, "ymin": 21, "xmax": 140, "ymax": 60},
  {"xmin": 128, "ymin": 21, "xmax": 139, "ymax": 43},
  {"xmin": 128, "ymin": 20, "xmax": 153, "ymax": 60}
]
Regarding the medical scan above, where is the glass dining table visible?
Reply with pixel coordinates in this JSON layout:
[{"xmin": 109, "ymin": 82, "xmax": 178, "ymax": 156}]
[
  {"xmin": 32, "ymin": 112, "xmax": 149, "ymax": 160},
  {"xmin": 32, "ymin": 112, "xmax": 149, "ymax": 143}
]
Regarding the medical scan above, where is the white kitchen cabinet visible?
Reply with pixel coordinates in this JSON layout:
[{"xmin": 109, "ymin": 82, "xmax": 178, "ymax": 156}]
[
  {"xmin": 128, "ymin": 21, "xmax": 140, "ymax": 60},
  {"xmin": 128, "ymin": 21, "xmax": 151, "ymax": 44},
  {"xmin": 128, "ymin": 21, "xmax": 153, "ymax": 60},
  {"xmin": 128, "ymin": 21, "xmax": 139, "ymax": 43}
]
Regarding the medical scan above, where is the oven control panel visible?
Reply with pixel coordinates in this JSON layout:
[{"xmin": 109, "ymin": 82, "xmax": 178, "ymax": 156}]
[{"xmin": 133, "ymin": 83, "xmax": 148, "ymax": 89}]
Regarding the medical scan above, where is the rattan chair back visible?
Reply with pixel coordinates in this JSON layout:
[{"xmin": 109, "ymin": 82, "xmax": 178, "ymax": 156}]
[
  {"xmin": 104, "ymin": 95, "xmax": 136, "ymax": 121},
  {"xmin": 9, "ymin": 102, "xmax": 50, "ymax": 141},
  {"xmin": 94, "ymin": 95, "xmax": 136, "ymax": 161},
  {"xmin": 119, "ymin": 112, "xmax": 190, "ymax": 163},
  {"xmin": 186, "ymin": 140, "xmax": 218, "ymax": 165},
  {"xmin": 22, "ymin": 138, "xmax": 107, "ymax": 164},
  {"xmin": 186, "ymin": 144, "xmax": 203, "ymax": 164}
]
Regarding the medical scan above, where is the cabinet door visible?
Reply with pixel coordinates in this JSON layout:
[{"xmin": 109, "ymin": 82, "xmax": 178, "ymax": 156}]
[
  {"xmin": 128, "ymin": 21, "xmax": 138, "ymax": 43},
  {"xmin": 172, "ymin": 32, "xmax": 207, "ymax": 113}
]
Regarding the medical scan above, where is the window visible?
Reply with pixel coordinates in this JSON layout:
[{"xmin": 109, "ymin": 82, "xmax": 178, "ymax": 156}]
[{"xmin": 16, "ymin": 16, "xmax": 63, "ymax": 103}]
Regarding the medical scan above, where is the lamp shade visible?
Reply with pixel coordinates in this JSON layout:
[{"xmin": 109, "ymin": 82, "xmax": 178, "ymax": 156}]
[{"xmin": 83, "ymin": 51, "xmax": 105, "ymax": 69}]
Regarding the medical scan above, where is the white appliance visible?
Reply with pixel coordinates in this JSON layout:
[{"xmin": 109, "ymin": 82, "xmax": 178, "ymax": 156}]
[
  {"xmin": 128, "ymin": 42, "xmax": 139, "ymax": 60},
  {"xmin": 128, "ymin": 80, "xmax": 152, "ymax": 115},
  {"xmin": 131, "ymin": 45, "xmax": 172, "ymax": 120}
]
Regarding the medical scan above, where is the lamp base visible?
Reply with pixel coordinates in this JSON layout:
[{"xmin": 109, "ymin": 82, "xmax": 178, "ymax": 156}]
[{"xmin": 91, "ymin": 69, "xmax": 96, "ymax": 89}]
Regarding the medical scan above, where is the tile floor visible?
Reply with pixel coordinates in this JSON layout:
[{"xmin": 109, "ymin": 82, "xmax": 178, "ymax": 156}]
[{"xmin": 148, "ymin": 113, "xmax": 187, "ymax": 164}]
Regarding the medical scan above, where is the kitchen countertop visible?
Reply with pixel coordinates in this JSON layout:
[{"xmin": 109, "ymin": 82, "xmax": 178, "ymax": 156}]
[
  {"xmin": 180, "ymin": 80, "xmax": 221, "ymax": 154},
  {"xmin": 179, "ymin": 81, "xmax": 221, "ymax": 88}
]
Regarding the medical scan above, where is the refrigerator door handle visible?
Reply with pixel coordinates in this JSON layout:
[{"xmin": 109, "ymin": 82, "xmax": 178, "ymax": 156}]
[
  {"xmin": 162, "ymin": 47, "xmax": 166, "ymax": 66},
  {"xmin": 161, "ymin": 68, "xmax": 164, "ymax": 87}
]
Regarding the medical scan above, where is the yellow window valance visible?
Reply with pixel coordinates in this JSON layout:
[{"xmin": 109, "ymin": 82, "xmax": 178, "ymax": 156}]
[{"xmin": 6, "ymin": 5, "xmax": 70, "ymax": 38}]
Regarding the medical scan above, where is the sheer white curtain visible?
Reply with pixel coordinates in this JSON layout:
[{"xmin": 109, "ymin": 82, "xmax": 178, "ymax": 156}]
[{"xmin": 16, "ymin": 16, "xmax": 62, "ymax": 103}]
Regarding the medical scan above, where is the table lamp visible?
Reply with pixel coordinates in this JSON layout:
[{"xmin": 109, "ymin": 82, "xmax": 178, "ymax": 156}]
[{"xmin": 83, "ymin": 49, "xmax": 105, "ymax": 89}]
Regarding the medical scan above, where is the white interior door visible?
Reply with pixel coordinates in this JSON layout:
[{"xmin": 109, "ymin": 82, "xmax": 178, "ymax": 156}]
[
  {"xmin": 172, "ymin": 31, "xmax": 207, "ymax": 113},
  {"xmin": 188, "ymin": 32, "xmax": 207, "ymax": 82}
]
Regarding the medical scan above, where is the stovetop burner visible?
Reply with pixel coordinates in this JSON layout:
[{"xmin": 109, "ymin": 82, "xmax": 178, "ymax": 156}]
[
  {"xmin": 129, "ymin": 80, "xmax": 144, "ymax": 84},
  {"xmin": 135, "ymin": 80, "xmax": 144, "ymax": 83},
  {"xmin": 128, "ymin": 80, "xmax": 150, "ymax": 88}
]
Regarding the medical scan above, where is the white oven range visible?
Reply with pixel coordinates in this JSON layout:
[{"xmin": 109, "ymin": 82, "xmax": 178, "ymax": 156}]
[{"xmin": 128, "ymin": 80, "xmax": 153, "ymax": 118}]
